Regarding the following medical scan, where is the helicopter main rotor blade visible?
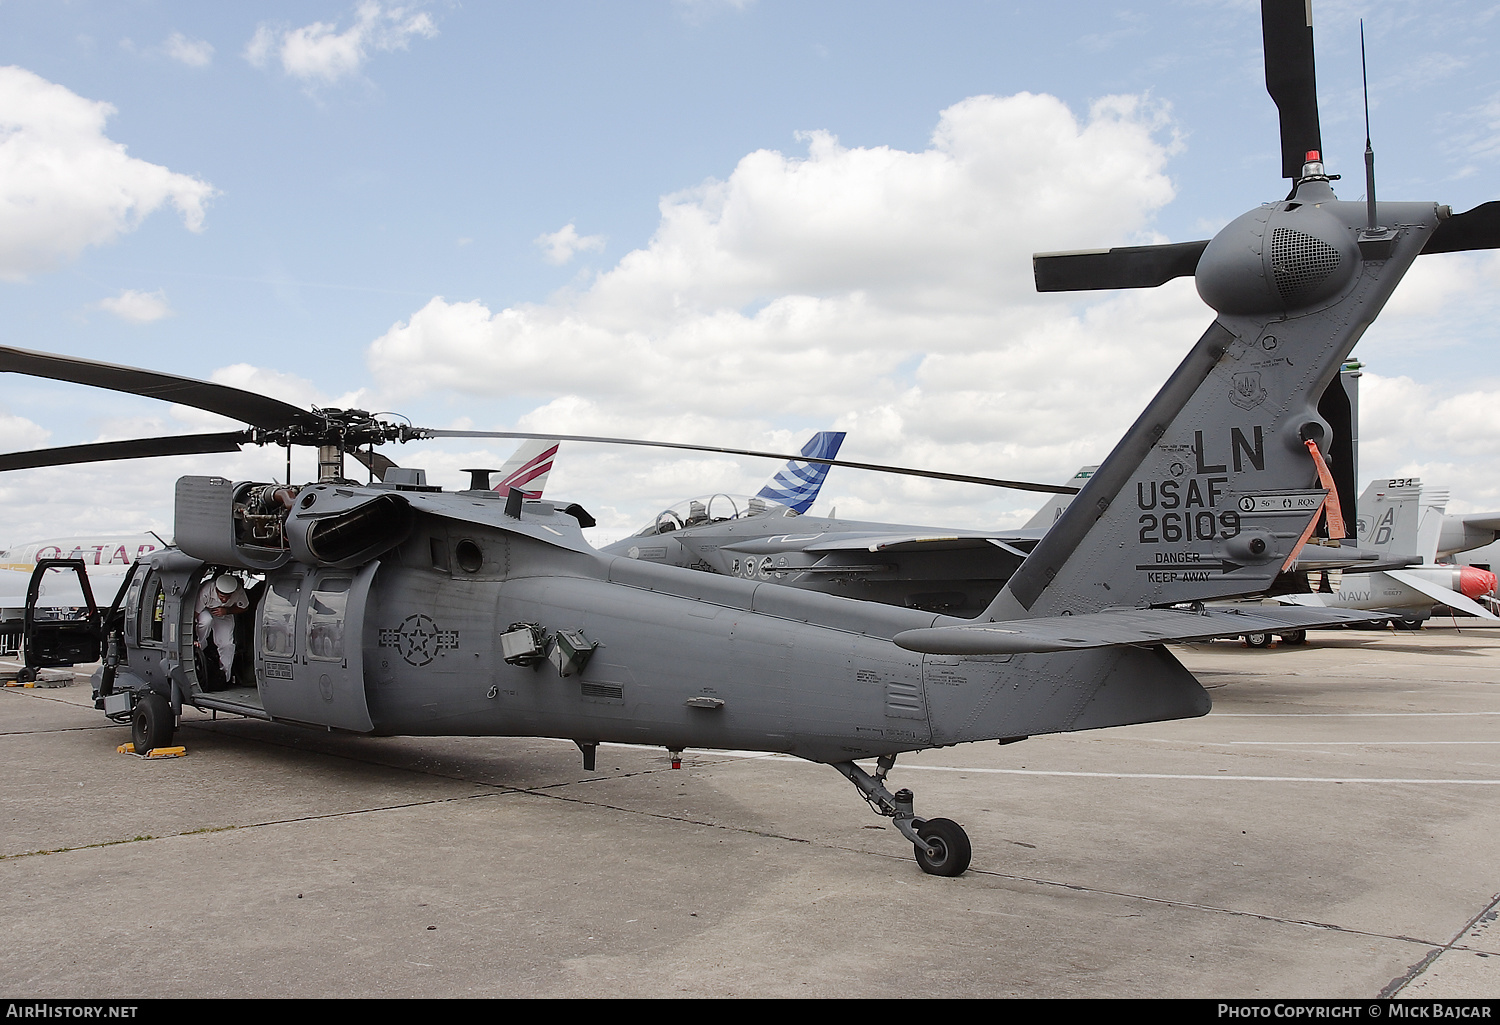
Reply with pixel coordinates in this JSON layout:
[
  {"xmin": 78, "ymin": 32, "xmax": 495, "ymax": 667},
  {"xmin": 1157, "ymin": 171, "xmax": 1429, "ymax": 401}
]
[
  {"xmin": 0, "ymin": 345, "xmax": 318, "ymax": 432},
  {"xmin": 0, "ymin": 432, "xmax": 248, "ymax": 472},
  {"xmin": 1423, "ymin": 201, "xmax": 1500, "ymax": 254},
  {"xmin": 1263, "ymin": 0, "xmax": 1323, "ymax": 181},
  {"xmin": 1033, "ymin": 240, "xmax": 1209, "ymax": 292},
  {"xmin": 419, "ymin": 430, "xmax": 1080, "ymax": 495},
  {"xmin": 348, "ymin": 446, "xmax": 398, "ymax": 481}
]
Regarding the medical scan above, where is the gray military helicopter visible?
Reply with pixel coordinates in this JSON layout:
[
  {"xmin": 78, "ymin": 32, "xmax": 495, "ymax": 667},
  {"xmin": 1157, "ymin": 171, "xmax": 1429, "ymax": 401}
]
[{"xmin": 4, "ymin": 0, "xmax": 1496, "ymax": 876}]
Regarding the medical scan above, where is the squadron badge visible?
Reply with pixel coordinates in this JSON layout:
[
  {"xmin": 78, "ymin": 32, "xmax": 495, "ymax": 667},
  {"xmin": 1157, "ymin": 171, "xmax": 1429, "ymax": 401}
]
[{"xmin": 1230, "ymin": 371, "xmax": 1268, "ymax": 410}]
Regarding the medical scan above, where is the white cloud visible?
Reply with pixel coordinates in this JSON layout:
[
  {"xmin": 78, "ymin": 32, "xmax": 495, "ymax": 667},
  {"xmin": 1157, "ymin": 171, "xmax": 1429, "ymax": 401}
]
[
  {"xmin": 10, "ymin": 85, "xmax": 1495, "ymax": 545},
  {"xmin": 1359, "ymin": 371, "xmax": 1500, "ymax": 512},
  {"xmin": 246, "ymin": 2, "xmax": 438, "ymax": 85},
  {"xmin": 0, "ymin": 66, "xmax": 217, "ymax": 281},
  {"xmin": 207, "ymin": 363, "xmax": 367, "ymax": 415},
  {"xmin": 536, "ymin": 223, "xmax": 606, "ymax": 265},
  {"xmin": 0, "ymin": 411, "xmax": 49, "ymax": 453},
  {"xmin": 163, "ymin": 32, "xmax": 214, "ymax": 68},
  {"xmin": 96, "ymin": 289, "xmax": 173, "ymax": 323},
  {"xmin": 366, "ymin": 91, "xmax": 1192, "ymax": 531}
]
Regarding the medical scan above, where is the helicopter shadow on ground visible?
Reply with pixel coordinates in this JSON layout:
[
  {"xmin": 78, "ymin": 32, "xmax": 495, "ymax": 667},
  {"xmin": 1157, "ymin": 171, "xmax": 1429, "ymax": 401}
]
[{"xmin": 171, "ymin": 709, "xmax": 820, "ymax": 843}]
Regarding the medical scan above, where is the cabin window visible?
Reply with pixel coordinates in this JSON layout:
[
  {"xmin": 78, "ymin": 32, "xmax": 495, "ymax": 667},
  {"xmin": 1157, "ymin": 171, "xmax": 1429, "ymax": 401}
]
[
  {"xmin": 260, "ymin": 576, "xmax": 301, "ymax": 658},
  {"xmin": 306, "ymin": 578, "xmax": 351, "ymax": 662}
]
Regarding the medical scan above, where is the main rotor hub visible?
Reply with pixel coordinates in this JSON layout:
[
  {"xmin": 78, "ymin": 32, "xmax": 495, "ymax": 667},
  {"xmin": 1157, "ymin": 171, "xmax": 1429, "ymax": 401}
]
[{"xmin": 256, "ymin": 408, "xmax": 410, "ymax": 450}]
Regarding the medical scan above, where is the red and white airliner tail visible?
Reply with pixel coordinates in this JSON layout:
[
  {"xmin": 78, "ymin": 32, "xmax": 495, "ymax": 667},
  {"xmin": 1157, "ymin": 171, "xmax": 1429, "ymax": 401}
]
[{"xmin": 491, "ymin": 440, "xmax": 558, "ymax": 499}]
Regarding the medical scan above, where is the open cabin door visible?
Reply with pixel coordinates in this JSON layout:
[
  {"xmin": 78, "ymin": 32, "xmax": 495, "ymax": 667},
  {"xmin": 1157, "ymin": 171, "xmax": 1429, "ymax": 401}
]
[
  {"xmin": 22, "ymin": 559, "xmax": 103, "ymax": 676},
  {"xmin": 256, "ymin": 561, "xmax": 377, "ymax": 731}
]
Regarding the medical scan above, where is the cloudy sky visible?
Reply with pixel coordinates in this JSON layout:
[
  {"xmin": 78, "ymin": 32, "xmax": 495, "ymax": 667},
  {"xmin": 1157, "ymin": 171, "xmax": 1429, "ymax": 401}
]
[{"xmin": 1, "ymin": 0, "xmax": 1498, "ymax": 547}]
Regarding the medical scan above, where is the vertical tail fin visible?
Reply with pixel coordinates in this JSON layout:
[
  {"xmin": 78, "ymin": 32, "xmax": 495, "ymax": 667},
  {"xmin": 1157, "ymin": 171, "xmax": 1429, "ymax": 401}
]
[
  {"xmin": 493, "ymin": 440, "xmax": 559, "ymax": 499},
  {"xmin": 1355, "ymin": 478, "xmax": 1422, "ymax": 558},
  {"xmin": 986, "ymin": 192, "xmax": 1443, "ymax": 621},
  {"xmin": 756, "ymin": 431, "xmax": 846, "ymax": 514},
  {"xmin": 1021, "ymin": 466, "xmax": 1098, "ymax": 530},
  {"xmin": 1417, "ymin": 487, "xmax": 1451, "ymax": 564}
]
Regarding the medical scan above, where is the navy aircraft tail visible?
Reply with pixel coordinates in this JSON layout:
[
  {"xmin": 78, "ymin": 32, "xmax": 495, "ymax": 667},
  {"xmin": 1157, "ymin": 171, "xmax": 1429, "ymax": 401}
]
[
  {"xmin": 1355, "ymin": 478, "xmax": 1424, "ymax": 560},
  {"xmin": 1020, "ymin": 466, "xmax": 1097, "ymax": 531}
]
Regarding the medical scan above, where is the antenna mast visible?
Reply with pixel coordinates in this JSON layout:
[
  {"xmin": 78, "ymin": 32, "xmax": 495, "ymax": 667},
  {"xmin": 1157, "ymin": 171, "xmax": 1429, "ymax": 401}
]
[{"xmin": 1362, "ymin": 20, "xmax": 1378, "ymax": 231}]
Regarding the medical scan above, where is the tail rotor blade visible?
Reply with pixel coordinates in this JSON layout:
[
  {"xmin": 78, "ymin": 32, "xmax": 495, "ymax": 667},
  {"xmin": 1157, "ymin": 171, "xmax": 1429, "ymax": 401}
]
[
  {"xmin": 1263, "ymin": 0, "xmax": 1323, "ymax": 180},
  {"xmin": 1033, "ymin": 240, "xmax": 1209, "ymax": 292},
  {"xmin": 1423, "ymin": 201, "xmax": 1500, "ymax": 255}
]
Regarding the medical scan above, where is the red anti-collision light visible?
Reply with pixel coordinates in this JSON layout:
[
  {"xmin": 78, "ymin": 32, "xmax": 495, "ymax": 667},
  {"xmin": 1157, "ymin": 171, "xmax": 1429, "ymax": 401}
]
[
  {"xmin": 1458, "ymin": 566, "xmax": 1498, "ymax": 600},
  {"xmin": 1305, "ymin": 149, "xmax": 1321, "ymax": 162}
]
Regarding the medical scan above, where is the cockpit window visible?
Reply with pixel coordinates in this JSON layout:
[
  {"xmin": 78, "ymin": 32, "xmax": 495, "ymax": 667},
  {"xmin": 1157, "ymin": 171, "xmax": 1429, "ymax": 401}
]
[{"xmin": 631, "ymin": 494, "xmax": 793, "ymax": 537}]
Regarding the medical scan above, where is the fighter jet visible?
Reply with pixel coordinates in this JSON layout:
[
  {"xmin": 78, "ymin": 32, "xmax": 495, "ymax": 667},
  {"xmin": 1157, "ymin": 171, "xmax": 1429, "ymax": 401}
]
[
  {"xmin": 1274, "ymin": 478, "xmax": 1499, "ymax": 628},
  {"xmin": 602, "ymin": 463, "xmax": 1094, "ymax": 618}
]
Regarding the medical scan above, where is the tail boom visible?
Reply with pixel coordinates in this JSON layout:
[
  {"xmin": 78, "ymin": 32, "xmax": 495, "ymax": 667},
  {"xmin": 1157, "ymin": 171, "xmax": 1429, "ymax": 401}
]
[{"xmin": 992, "ymin": 194, "xmax": 1443, "ymax": 620}]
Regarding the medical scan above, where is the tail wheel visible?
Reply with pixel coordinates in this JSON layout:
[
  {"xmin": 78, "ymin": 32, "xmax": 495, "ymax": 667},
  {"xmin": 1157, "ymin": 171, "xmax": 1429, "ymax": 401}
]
[
  {"xmin": 914, "ymin": 818, "xmax": 972, "ymax": 877},
  {"xmin": 1244, "ymin": 632, "xmax": 1273, "ymax": 649},
  {"xmin": 130, "ymin": 692, "xmax": 174, "ymax": 753}
]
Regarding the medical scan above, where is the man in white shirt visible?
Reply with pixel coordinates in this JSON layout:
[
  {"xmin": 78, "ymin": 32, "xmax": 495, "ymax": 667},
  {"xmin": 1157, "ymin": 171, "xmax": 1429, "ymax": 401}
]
[{"xmin": 195, "ymin": 572, "xmax": 250, "ymax": 685}]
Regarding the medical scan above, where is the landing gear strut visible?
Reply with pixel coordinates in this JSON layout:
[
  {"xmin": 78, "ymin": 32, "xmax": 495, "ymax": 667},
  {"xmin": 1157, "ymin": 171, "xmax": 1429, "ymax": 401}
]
[{"xmin": 832, "ymin": 754, "xmax": 972, "ymax": 876}]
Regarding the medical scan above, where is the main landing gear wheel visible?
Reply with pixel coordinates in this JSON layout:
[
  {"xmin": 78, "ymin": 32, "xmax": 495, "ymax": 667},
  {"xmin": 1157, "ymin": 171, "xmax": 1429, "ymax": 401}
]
[
  {"xmin": 914, "ymin": 818, "xmax": 972, "ymax": 877},
  {"xmin": 1244, "ymin": 632, "xmax": 1272, "ymax": 649},
  {"xmin": 131, "ymin": 692, "xmax": 174, "ymax": 753},
  {"xmin": 1280, "ymin": 630, "xmax": 1307, "ymax": 646}
]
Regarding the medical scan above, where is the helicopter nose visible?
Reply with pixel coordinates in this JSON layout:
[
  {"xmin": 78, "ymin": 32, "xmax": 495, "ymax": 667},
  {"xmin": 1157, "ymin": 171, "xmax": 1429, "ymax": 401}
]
[{"xmin": 1458, "ymin": 565, "xmax": 1498, "ymax": 600}]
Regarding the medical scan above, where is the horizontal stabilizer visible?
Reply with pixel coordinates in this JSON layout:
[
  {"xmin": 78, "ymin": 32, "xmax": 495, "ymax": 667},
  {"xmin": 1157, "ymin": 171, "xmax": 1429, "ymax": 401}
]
[
  {"xmin": 1033, "ymin": 240, "xmax": 1209, "ymax": 292},
  {"xmin": 1289, "ymin": 543, "xmax": 1394, "ymax": 570},
  {"xmin": 799, "ymin": 533, "xmax": 1031, "ymax": 555},
  {"xmin": 1320, "ymin": 556, "xmax": 1423, "ymax": 574},
  {"xmin": 893, "ymin": 605, "xmax": 1386, "ymax": 655}
]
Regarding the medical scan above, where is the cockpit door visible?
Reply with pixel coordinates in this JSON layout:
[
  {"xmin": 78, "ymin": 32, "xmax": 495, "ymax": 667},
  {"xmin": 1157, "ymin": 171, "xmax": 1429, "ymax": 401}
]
[{"xmin": 257, "ymin": 561, "xmax": 376, "ymax": 731}]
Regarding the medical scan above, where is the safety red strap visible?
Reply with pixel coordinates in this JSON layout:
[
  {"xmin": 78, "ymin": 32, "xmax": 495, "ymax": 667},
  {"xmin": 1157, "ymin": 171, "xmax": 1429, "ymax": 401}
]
[
  {"xmin": 1280, "ymin": 439, "xmax": 1345, "ymax": 572},
  {"xmin": 1304, "ymin": 439, "xmax": 1346, "ymax": 541}
]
